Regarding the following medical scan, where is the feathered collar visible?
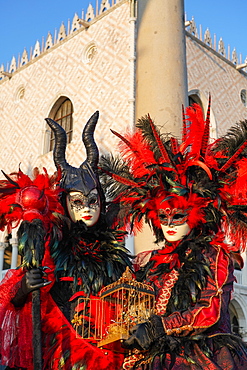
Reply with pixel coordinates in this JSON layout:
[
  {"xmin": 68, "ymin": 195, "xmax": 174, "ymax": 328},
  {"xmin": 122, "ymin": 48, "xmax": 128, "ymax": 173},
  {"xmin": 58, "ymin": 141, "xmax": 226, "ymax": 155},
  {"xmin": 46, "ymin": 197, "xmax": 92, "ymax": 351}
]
[
  {"xmin": 136, "ymin": 231, "xmax": 213, "ymax": 313},
  {"xmin": 50, "ymin": 220, "xmax": 132, "ymax": 295}
]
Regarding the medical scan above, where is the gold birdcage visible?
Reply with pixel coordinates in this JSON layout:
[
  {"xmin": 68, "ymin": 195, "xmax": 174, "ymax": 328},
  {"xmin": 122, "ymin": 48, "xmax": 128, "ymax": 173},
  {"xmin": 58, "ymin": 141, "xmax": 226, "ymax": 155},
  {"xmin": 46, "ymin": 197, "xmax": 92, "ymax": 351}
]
[{"xmin": 74, "ymin": 267, "xmax": 155, "ymax": 352}]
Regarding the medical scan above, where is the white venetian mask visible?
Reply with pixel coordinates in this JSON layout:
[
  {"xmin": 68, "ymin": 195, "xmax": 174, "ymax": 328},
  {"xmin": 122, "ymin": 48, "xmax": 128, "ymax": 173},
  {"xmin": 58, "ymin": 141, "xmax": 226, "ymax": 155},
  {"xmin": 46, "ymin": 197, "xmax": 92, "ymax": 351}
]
[
  {"xmin": 66, "ymin": 189, "xmax": 101, "ymax": 227},
  {"xmin": 159, "ymin": 207, "xmax": 191, "ymax": 242}
]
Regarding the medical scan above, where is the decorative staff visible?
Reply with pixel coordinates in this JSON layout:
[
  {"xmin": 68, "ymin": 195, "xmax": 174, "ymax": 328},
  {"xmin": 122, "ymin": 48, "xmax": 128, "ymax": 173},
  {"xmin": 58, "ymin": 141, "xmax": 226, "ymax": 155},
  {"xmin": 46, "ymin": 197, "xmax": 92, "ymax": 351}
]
[
  {"xmin": 0, "ymin": 168, "xmax": 63, "ymax": 369},
  {"xmin": 16, "ymin": 185, "xmax": 57, "ymax": 370}
]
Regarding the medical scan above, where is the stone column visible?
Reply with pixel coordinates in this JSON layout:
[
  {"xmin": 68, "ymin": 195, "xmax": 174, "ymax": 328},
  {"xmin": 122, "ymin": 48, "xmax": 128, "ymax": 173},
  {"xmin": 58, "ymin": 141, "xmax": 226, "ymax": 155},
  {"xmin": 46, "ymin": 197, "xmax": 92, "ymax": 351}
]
[
  {"xmin": 0, "ymin": 242, "xmax": 6, "ymax": 281},
  {"xmin": 134, "ymin": 0, "xmax": 188, "ymax": 254},
  {"xmin": 135, "ymin": 0, "xmax": 188, "ymax": 133},
  {"xmin": 10, "ymin": 238, "xmax": 18, "ymax": 269}
]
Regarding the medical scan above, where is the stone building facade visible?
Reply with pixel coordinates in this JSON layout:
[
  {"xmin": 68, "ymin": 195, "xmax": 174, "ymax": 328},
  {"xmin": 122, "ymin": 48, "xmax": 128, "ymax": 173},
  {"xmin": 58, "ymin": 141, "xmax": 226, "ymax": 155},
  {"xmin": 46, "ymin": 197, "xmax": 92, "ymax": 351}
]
[
  {"xmin": 1, "ymin": 0, "xmax": 247, "ymax": 343},
  {"xmin": 0, "ymin": 0, "xmax": 133, "ymax": 177}
]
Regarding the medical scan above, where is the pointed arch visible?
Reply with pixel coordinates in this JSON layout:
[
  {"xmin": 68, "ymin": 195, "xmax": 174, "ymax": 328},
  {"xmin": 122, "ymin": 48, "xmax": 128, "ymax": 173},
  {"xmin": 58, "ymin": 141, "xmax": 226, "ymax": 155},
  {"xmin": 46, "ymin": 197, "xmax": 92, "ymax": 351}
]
[{"xmin": 46, "ymin": 96, "xmax": 74, "ymax": 152}]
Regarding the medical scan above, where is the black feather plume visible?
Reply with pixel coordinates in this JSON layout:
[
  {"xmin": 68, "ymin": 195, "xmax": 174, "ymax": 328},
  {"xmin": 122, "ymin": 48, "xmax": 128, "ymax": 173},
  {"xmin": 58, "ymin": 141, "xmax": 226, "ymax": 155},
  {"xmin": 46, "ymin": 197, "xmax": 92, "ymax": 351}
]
[{"xmin": 18, "ymin": 219, "xmax": 46, "ymax": 269}]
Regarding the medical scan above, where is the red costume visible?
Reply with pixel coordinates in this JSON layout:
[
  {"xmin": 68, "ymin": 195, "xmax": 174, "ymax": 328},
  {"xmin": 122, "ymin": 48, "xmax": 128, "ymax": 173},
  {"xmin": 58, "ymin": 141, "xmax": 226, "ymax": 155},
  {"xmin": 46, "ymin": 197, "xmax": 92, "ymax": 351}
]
[
  {"xmin": 0, "ymin": 260, "xmax": 123, "ymax": 370},
  {"xmin": 100, "ymin": 99, "xmax": 247, "ymax": 369},
  {"xmin": 0, "ymin": 112, "xmax": 131, "ymax": 369}
]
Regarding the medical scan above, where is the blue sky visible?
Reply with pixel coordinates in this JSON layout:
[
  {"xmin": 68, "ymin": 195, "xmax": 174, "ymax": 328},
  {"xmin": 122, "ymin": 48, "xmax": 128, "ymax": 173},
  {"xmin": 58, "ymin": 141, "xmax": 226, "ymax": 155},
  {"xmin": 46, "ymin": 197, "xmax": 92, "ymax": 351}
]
[
  {"xmin": 0, "ymin": 1, "xmax": 247, "ymax": 69},
  {"xmin": 185, "ymin": 0, "xmax": 247, "ymax": 62}
]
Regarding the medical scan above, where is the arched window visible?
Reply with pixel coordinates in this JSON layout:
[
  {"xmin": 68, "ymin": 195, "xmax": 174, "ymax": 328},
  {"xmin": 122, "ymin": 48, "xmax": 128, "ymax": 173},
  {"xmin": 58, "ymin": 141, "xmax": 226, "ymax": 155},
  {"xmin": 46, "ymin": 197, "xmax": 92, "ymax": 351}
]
[
  {"xmin": 188, "ymin": 94, "xmax": 203, "ymax": 109},
  {"xmin": 47, "ymin": 97, "xmax": 73, "ymax": 152}
]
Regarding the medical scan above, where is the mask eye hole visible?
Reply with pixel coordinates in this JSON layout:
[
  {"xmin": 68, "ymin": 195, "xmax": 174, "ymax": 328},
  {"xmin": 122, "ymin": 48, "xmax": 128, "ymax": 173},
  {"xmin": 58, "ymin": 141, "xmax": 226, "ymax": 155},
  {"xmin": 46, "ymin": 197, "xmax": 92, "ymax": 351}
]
[
  {"xmin": 87, "ymin": 194, "xmax": 100, "ymax": 209},
  {"xmin": 74, "ymin": 199, "xmax": 83, "ymax": 206},
  {"xmin": 70, "ymin": 199, "xmax": 85, "ymax": 210},
  {"xmin": 159, "ymin": 214, "xmax": 166, "ymax": 220},
  {"xmin": 173, "ymin": 213, "xmax": 185, "ymax": 220},
  {"xmin": 159, "ymin": 214, "xmax": 168, "ymax": 224},
  {"xmin": 89, "ymin": 196, "xmax": 98, "ymax": 205}
]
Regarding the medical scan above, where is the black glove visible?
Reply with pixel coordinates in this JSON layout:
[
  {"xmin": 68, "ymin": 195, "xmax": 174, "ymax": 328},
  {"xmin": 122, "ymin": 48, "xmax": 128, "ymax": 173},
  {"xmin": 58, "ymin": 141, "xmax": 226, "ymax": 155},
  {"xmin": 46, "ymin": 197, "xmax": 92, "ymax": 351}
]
[
  {"xmin": 22, "ymin": 268, "xmax": 51, "ymax": 294},
  {"xmin": 11, "ymin": 268, "xmax": 51, "ymax": 307},
  {"xmin": 123, "ymin": 315, "xmax": 165, "ymax": 351}
]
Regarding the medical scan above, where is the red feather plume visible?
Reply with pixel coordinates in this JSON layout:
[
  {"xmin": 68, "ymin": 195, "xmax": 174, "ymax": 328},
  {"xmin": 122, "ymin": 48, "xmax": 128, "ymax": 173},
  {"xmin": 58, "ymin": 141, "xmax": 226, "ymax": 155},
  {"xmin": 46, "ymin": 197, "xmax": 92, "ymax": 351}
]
[
  {"xmin": 182, "ymin": 104, "xmax": 187, "ymax": 143},
  {"xmin": 180, "ymin": 104, "xmax": 205, "ymax": 158},
  {"xmin": 220, "ymin": 140, "xmax": 247, "ymax": 172},
  {"xmin": 201, "ymin": 95, "xmax": 211, "ymax": 156},
  {"xmin": 117, "ymin": 130, "xmax": 158, "ymax": 178},
  {"xmin": 170, "ymin": 137, "xmax": 179, "ymax": 156},
  {"xmin": 110, "ymin": 129, "xmax": 136, "ymax": 153},
  {"xmin": 98, "ymin": 167, "xmax": 143, "ymax": 187},
  {"xmin": 147, "ymin": 114, "xmax": 172, "ymax": 164}
]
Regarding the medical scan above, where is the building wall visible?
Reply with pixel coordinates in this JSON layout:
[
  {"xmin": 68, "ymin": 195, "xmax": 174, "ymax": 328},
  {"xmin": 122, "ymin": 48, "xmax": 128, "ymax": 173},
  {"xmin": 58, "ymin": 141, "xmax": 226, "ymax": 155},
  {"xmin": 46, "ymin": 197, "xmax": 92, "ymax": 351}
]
[
  {"xmin": 0, "ymin": 0, "xmax": 132, "ymax": 178},
  {"xmin": 186, "ymin": 32, "xmax": 247, "ymax": 137}
]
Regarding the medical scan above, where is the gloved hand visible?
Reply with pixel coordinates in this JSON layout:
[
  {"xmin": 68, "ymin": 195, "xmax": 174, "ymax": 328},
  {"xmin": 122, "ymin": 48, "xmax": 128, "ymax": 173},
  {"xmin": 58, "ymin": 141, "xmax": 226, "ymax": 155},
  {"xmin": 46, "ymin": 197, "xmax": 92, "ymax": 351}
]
[
  {"xmin": 123, "ymin": 315, "xmax": 165, "ymax": 351},
  {"xmin": 22, "ymin": 268, "xmax": 51, "ymax": 294},
  {"xmin": 11, "ymin": 268, "xmax": 51, "ymax": 307}
]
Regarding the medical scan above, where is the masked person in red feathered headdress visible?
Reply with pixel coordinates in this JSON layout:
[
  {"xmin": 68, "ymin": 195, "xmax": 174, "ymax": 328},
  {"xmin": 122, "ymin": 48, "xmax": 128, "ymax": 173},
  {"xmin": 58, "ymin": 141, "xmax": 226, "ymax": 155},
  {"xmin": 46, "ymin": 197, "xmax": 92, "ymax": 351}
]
[
  {"xmin": 100, "ymin": 98, "xmax": 247, "ymax": 369},
  {"xmin": 0, "ymin": 112, "xmax": 131, "ymax": 370}
]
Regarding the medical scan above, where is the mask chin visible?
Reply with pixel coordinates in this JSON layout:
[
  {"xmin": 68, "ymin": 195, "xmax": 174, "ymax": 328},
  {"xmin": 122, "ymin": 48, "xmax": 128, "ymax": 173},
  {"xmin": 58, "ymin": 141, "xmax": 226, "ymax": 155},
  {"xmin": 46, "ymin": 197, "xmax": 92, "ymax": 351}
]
[{"xmin": 161, "ymin": 222, "xmax": 191, "ymax": 242}]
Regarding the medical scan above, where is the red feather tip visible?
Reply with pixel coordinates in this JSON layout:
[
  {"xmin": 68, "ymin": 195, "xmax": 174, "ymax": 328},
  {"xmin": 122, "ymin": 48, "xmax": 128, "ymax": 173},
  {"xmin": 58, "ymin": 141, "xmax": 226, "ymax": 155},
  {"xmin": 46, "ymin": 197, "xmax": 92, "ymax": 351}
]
[
  {"xmin": 182, "ymin": 104, "xmax": 187, "ymax": 143},
  {"xmin": 201, "ymin": 96, "xmax": 211, "ymax": 156},
  {"xmin": 110, "ymin": 129, "xmax": 136, "ymax": 153},
  {"xmin": 147, "ymin": 114, "xmax": 171, "ymax": 164},
  {"xmin": 220, "ymin": 139, "xmax": 247, "ymax": 173},
  {"xmin": 117, "ymin": 130, "xmax": 158, "ymax": 178},
  {"xmin": 180, "ymin": 104, "xmax": 205, "ymax": 158},
  {"xmin": 98, "ymin": 167, "xmax": 143, "ymax": 187}
]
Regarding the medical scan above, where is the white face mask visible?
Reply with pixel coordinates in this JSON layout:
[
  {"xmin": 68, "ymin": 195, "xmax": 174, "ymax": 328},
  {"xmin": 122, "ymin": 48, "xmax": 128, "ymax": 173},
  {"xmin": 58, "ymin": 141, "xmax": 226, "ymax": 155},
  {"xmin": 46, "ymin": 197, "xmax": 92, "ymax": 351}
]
[
  {"xmin": 66, "ymin": 189, "xmax": 101, "ymax": 227},
  {"xmin": 158, "ymin": 208, "xmax": 191, "ymax": 242},
  {"xmin": 161, "ymin": 222, "xmax": 191, "ymax": 242}
]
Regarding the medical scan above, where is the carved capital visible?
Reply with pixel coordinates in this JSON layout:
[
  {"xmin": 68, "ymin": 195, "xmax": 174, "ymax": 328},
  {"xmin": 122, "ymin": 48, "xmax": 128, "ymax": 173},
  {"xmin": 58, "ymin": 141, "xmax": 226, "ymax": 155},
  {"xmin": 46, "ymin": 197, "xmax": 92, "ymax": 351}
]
[{"xmin": 0, "ymin": 242, "xmax": 7, "ymax": 252}]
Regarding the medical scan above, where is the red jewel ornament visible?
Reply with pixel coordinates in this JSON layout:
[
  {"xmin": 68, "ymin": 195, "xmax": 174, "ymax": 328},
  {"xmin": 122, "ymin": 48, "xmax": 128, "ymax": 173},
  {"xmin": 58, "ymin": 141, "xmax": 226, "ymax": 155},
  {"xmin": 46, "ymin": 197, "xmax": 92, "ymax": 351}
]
[{"xmin": 18, "ymin": 186, "xmax": 48, "ymax": 214}]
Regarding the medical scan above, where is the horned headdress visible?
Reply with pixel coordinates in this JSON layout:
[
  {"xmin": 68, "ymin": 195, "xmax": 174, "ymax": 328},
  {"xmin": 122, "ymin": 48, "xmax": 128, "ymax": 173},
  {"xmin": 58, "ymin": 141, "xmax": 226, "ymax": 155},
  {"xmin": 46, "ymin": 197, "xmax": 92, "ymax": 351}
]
[{"xmin": 45, "ymin": 111, "xmax": 102, "ymax": 195}]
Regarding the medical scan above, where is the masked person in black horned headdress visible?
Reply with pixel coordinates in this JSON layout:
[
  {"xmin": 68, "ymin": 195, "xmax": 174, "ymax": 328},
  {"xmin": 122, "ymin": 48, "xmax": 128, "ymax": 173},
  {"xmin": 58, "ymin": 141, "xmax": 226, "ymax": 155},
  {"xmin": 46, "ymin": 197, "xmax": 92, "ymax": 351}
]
[
  {"xmin": 0, "ymin": 111, "xmax": 131, "ymax": 370},
  {"xmin": 100, "ymin": 99, "xmax": 247, "ymax": 370}
]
